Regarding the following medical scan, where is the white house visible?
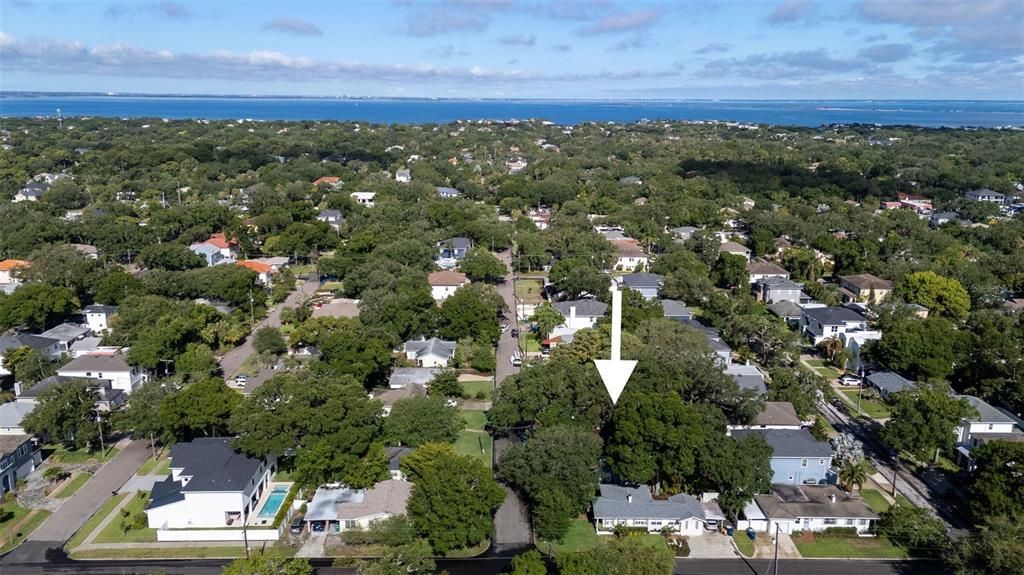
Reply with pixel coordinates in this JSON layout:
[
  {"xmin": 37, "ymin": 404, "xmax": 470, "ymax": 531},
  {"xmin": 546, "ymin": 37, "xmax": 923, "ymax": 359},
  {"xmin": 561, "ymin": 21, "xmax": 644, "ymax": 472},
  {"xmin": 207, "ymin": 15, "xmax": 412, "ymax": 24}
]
[
  {"xmin": 436, "ymin": 186, "xmax": 461, "ymax": 199},
  {"xmin": 799, "ymin": 306, "xmax": 869, "ymax": 345},
  {"xmin": 316, "ymin": 209, "xmax": 344, "ymax": 229},
  {"xmin": 619, "ymin": 273, "xmax": 664, "ymax": 301},
  {"xmin": 746, "ymin": 259, "xmax": 789, "ymax": 284},
  {"xmin": 145, "ymin": 437, "xmax": 277, "ymax": 529},
  {"xmin": 0, "ymin": 333, "xmax": 60, "ymax": 377},
  {"xmin": 965, "ymin": 189, "xmax": 1005, "ymax": 205},
  {"xmin": 188, "ymin": 233, "xmax": 238, "ymax": 267},
  {"xmin": 745, "ymin": 485, "xmax": 878, "ymax": 535},
  {"xmin": 728, "ymin": 402, "xmax": 803, "ymax": 432},
  {"xmin": 302, "ymin": 480, "xmax": 411, "ymax": 533},
  {"xmin": 39, "ymin": 323, "xmax": 91, "ymax": 353},
  {"xmin": 236, "ymin": 260, "xmax": 276, "ymax": 287},
  {"xmin": 351, "ymin": 191, "xmax": 376, "ymax": 207},
  {"xmin": 395, "ymin": 169, "xmax": 411, "ymax": 183},
  {"xmin": 953, "ymin": 395, "xmax": 1021, "ymax": 459},
  {"xmin": 388, "ymin": 367, "xmax": 441, "ymax": 389},
  {"xmin": 0, "ymin": 259, "xmax": 30, "ymax": 286},
  {"xmin": 592, "ymin": 484, "xmax": 724, "ymax": 536},
  {"xmin": 609, "ymin": 238, "xmax": 649, "ymax": 272},
  {"xmin": 57, "ymin": 352, "xmax": 145, "ymax": 395},
  {"xmin": 402, "ymin": 337, "xmax": 456, "ymax": 368},
  {"xmin": 84, "ymin": 304, "xmax": 118, "ymax": 335},
  {"xmin": 839, "ymin": 330, "xmax": 882, "ymax": 373},
  {"xmin": 552, "ymin": 300, "xmax": 608, "ymax": 330},
  {"xmin": 428, "ymin": 271, "xmax": 468, "ymax": 302}
]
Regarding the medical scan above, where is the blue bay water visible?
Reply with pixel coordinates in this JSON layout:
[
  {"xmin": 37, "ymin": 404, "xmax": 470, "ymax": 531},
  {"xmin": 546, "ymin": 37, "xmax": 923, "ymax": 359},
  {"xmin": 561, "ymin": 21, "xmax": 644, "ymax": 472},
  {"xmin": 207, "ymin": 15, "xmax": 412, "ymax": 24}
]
[{"xmin": 1, "ymin": 95, "xmax": 1022, "ymax": 128}]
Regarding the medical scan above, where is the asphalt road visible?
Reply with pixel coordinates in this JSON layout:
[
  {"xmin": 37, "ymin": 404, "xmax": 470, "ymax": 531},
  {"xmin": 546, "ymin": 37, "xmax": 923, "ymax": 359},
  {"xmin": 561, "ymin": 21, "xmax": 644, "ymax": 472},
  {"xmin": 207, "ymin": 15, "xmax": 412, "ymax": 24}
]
[
  {"xmin": 493, "ymin": 250, "xmax": 521, "ymax": 387},
  {"xmin": 218, "ymin": 277, "xmax": 320, "ymax": 379}
]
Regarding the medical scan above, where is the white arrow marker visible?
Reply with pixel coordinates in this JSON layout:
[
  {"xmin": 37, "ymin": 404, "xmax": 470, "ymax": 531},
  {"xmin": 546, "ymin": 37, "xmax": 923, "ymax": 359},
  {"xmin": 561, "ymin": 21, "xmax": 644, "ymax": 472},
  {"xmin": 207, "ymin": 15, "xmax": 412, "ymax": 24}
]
[{"xmin": 594, "ymin": 282, "xmax": 636, "ymax": 405}]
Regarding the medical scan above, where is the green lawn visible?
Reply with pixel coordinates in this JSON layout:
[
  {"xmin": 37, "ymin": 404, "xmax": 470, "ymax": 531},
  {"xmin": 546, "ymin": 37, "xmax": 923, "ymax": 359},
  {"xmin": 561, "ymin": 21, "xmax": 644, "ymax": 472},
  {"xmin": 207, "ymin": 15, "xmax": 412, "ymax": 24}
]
[
  {"xmin": 0, "ymin": 505, "xmax": 51, "ymax": 554},
  {"xmin": 93, "ymin": 491, "xmax": 156, "ymax": 544},
  {"xmin": 138, "ymin": 453, "xmax": 172, "ymax": 476},
  {"xmin": 45, "ymin": 445, "xmax": 119, "ymax": 465},
  {"xmin": 236, "ymin": 354, "xmax": 262, "ymax": 377},
  {"xmin": 72, "ymin": 546, "xmax": 249, "ymax": 559},
  {"xmin": 861, "ymin": 489, "xmax": 892, "ymax": 513},
  {"xmin": 66, "ymin": 492, "xmax": 130, "ymax": 550},
  {"xmin": 461, "ymin": 410, "xmax": 488, "ymax": 431},
  {"xmin": 733, "ymin": 531, "xmax": 755, "ymax": 557},
  {"xmin": 321, "ymin": 281, "xmax": 344, "ymax": 292},
  {"xmin": 794, "ymin": 535, "xmax": 908, "ymax": 559},
  {"xmin": 454, "ymin": 431, "xmax": 492, "ymax": 466},
  {"xmin": 520, "ymin": 332, "xmax": 542, "ymax": 352},
  {"xmin": 514, "ymin": 279, "xmax": 545, "ymax": 304},
  {"xmin": 539, "ymin": 519, "xmax": 667, "ymax": 556},
  {"xmin": 840, "ymin": 390, "xmax": 892, "ymax": 419},
  {"xmin": 460, "ymin": 380, "xmax": 493, "ymax": 400},
  {"xmin": 52, "ymin": 471, "xmax": 91, "ymax": 499}
]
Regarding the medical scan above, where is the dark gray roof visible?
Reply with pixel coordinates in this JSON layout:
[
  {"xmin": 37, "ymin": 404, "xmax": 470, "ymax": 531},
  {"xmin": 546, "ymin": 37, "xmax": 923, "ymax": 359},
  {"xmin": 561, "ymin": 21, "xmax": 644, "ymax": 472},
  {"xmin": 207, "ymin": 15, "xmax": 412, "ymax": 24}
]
[
  {"xmin": 593, "ymin": 484, "xmax": 705, "ymax": 521},
  {"xmin": 732, "ymin": 429, "xmax": 833, "ymax": 458},
  {"xmin": 801, "ymin": 306, "xmax": 867, "ymax": 325},
  {"xmin": 318, "ymin": 209, "xmax": 343, "ymax": 220},
  {"xmin": 954, "ymin": 395, "xmax": 1016, "ymax": 424},
  {"xmin": 0, "ymin": 333, "xmax": 58, "ymax": 353},
  {"xmin": 966, "ymin": 189, "xmax": 1004, "ymax": 198},
  {"xmin": 660, "ymin": 299, "xmax": 693, "ymax": 319},
  {"xmin": 170, "ymin": 437, "xmax": 265, "ymax": 493},
  {"xmin": 755, "ymin": 485, "xmax": 878, "ymax": 520},
  {"xmin": 145, "ymin": 475, "xmax": 185, "ymax": 510},
  {"xmin": 866, "ymin": 371, "xmax": 915, "ymax": 395},
  {"xmin": 40, "ymin": 323, "xmax": 90, "ymax": 343},
  {"xmin": 58, "ymin": 353, "xmax": 132, "ymax": 373},
  {"xmin": 768, "ymin": 301, "xmax": 803, "ymax": 319},
  {"xmin": 758, "ymin": 277, "xmax": 804, "ymax": 290},
  {"xmin": 0, "ymin": 434, "xmax": 34, "ymax": 457},
  {"xmin": 403, "ymin": 337, "xmax": 456, "ymax": 359},
  {"xmin": 19, "ymin": 375, "xmax": 119, "ymax": 402},
  {"xmin": 620, "ymin": 273, "xmax": 664, "ymax": 288},
  {"xmin": 436, "ymin": 186, "xmax": 461, "ymax": 197},
  {"xmin": 726, "ymin": 365, "xmax": 767, "ymax": 395},
  {"xmin": 553, "ymin": 299, "xmax": 608, "ymax": 318},
  {"xmin": 386, "ymin": 446, "xmax": 413, "ymax": 471},
  {"xmin": 84, "ymin": 304, "xmax": 118, "ymax": 315},
  {"xmin": 440, "ymin": 237, "xmax": 472, "ymax": 250}
]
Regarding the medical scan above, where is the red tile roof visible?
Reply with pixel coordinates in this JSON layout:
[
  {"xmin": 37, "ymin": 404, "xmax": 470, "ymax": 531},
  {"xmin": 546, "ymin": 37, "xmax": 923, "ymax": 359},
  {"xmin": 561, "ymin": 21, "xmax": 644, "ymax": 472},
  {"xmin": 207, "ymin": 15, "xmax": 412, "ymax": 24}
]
[
  {"xmin": 0, "ymin": 259, "xmax": 30, "ymax": 271},
  {"xmin": 204, "ymin": 233, "xmax": 237, "ymax": 249},
  {"xmin": 313, "ymin": 176, "xmax": 341, "ymax": 185},
  {"xmin": 237, "ymin": 260, "xmax": 273, "ymax": 274}
]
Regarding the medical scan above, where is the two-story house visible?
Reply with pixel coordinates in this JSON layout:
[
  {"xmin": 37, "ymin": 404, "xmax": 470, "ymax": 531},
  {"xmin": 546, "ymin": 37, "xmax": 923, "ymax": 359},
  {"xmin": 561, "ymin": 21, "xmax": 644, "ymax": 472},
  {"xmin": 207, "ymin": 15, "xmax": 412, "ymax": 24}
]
[
  {"xmin": 720, "ymin": 241, "xmax": 751, "ymax": 261},
  {"xmin": 57, "ymin": 352, "xmax": 145, "ymax": 395},
  {"xmin": 84, "ymin": 304, "xmax": 118, "ymax": 335},
  {"xmin": 800, "ymin": 306, "xmax": 869, "ymax": 345},
  {"xmin": 0, "ymin": 434, "xmax": 41, "ymax": 495},
  {"xmin": 427, "ymin": 271, "xmax": 468, "ymax": 302},
  {"xmin": 746, "ymin": 259, "xmax": 789, "ymax": 284},
  {"xmin": 838, "ymin": 274, "xmax": 894, "ymax": 304},
  {"xmin": 146, "ymin": 437, "xmax": 277, "ymax": 529},
  {"xmin": 725, "ymin": 364, "xmax": 767, "ymax": 396},
  {"xmin": 437, "ymin": 237, "xmax": 472, "ymax": 269},
  {"xmin": 0, "ymin": 259, "xmax": 30, "ymax": 290},
  {"xmin": 839, "ymin": 330, "xmax": 882, "ymax": 373},
  {"xmin": 953, "ymin": 395, "xmax": 1022, "ymax": 470},
  {"xmin": 553, "ymin": 300, "xmax": 608, "ymax": 330},
  {"xmin": 350, "ymin": 191, "xmax": 376, "ymax": 207},
  {"xmin": 189, "ymin": 233, "xmax": 239, "ymax": 267},
  {"xmin": 754, "ymin": 277, "xmax": 805, "ymax": 304},
  {"xmin": 732, "ymin": 429, "xmax": 834, "ymax": 485},
  {"xmin": 609, "ymin": 238, "xmax": 649, "ymax": 272},
  {"xmin": 236, "ymin": 260, "xmax": 276, "ymax": 287},
  {"xmin": 964, "ymin": 189, "xmax": 1005, "ymax": 205},
  {"xmin": 619, "ymin": 273, "xmax": 664, "ymax": 301}
]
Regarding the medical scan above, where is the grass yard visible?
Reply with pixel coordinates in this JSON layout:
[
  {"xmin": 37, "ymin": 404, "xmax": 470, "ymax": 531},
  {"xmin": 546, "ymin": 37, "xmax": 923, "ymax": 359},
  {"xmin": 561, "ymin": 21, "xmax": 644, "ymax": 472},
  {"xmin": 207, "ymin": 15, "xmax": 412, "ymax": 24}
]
[
  {"xmin": 733, "ymin": 531, "xmax": 755, "ymax": 557},
  {"xmin": 520, "ymin": 332, "xmax": 542, "ymax": 352},
  {"xmin": 138, "ymin": 455, "xmax": 171, "ymax": 477},
  {"xmin": 860, "ymin": 489, "xmax": 892, "ymax": 513},
  {"xmin": 794, "ymin": 535, "xmax": 908, "ymax": 559},
  {"xmin": 514, "ymin": 279, "xmax": 545, "ymax": 304},
  {"xmin": 539, "ymin": 519, "xmax": 667, "ymax": 556},
  {"xmin": 840, "ymin": 389, "xmax": 892, "ymax": 419},
  {"xmin": 321, "ymin": 281, "xmax": 344, "ymax": 292},
  {"xmin": 52, "ymin": 471, "xmax": 91, "ymax": 499},
  {"xmin": 454, "ymin": 431, "xmax": 492, "ymax": 466},
  {"xmin": 93, "ymin": 491, "xmax": 156, "ymax": 544},
  {"xmin": 72, "ymin": 546, "xmax": 249, "ymax": 560},
  {"xmin": 461, "ymin": 410, "xmax": 488, "ymax": 431},
  {"xmin": 45, "ymin": 445, "xmax": 119, "ymax": 465},
  {"xmin": 66, "ymin": 492, "xmax": 130, "ymax": 550},
  {"xmin": 0, "ymin": 505, "xmax": 51, "ymax": 555},
  {"xmin": 460, "ymin": 380, "xmax": 493, "ymax": 400},
  {"xmin": 805, "ymin": 359, "xmax": 842, "ymax": 380},
  {"xmin": 236, "ymin": 354, "xmax": 262, "ymax": 377}
]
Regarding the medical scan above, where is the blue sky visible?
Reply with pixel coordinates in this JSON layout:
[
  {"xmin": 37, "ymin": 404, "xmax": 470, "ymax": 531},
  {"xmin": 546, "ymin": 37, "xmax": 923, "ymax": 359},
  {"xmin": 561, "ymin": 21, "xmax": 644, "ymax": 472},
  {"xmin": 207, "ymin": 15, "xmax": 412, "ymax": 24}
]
[{"xmin": 1, "ymin": 0, "xmax": 1022, "ymax": 99}]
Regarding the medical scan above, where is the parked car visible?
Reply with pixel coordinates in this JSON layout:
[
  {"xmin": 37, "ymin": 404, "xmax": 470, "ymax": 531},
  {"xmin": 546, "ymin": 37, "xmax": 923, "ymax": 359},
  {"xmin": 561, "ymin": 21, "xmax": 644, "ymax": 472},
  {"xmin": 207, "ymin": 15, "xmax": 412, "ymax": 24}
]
[
  {"xmin": 311, "ymin": 521, "xmax": 325, "ymax": 533},
  {"xmin": 839, "ymin": 374, "xmax": 861, "ymax": 386},
  {"xmin": 500, "ymin": 323, "xmax": 510, "ymax": 333},
  {"xmin": 511, "ymin": 354, "xmax": 522, "ymax": 367},
  {"xmin": 511, "ymin": 328, "xmax": 519, "ymax": 337},
  {"xmin": 290, "ymin": 516, "xmax": 304, "ymax": 534},
  {"xmin": 234, "ymin": 375, "xmax": 247, "ymax": 387}
]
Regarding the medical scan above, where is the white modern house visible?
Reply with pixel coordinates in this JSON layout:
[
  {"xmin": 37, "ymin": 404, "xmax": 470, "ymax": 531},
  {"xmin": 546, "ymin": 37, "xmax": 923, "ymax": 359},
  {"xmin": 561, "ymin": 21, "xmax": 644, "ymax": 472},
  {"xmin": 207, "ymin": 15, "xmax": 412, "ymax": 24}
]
[
  {"xmin": 552, "ymin": 300, "xmax": 608, "ymax": 330},
  {"xmin": 395, "ymin": 169, "xmax": 411, "ymax": 183},
  {"xmin": 402, "ymin": 338, "xmax": 456, "ymax": 368},
  {"xmin": 953, "ymin": 395, "xmax": 1020, "ymax": 450},
  {"xmin": 351, "ymin": 192, "xmax": 376, "ymax": 207},
  {"xmin": 965, "ymin": 188, "xmax": 1005, "ymax": 205},
  {"xmin": 427, "ymin": 271, "xmax": 468, "ymax": 302},
  {"xmin": 592, "ymin": 484, "xmax": 724, "ymax": 536},
  {"xmin": 839, "ymin": 330, "xmax": 882, "ymax": 373},
  {"xmin": 84, "ymin": 304, "xmax": 118, "ymax": 334},
  {"xmin": 799, "ymin": 307, "xmax": 869, "ymax": 345},
  {"xmin": 145, "ymin": 437, "xmax": 278, "ymax": 529},
  {"xmin": 609, "ymin": 238, "xmax": 649, "ymax": 272},
  {"xmin": 56, "ymin": 352, "xmax": 145, "ymax": 395}
]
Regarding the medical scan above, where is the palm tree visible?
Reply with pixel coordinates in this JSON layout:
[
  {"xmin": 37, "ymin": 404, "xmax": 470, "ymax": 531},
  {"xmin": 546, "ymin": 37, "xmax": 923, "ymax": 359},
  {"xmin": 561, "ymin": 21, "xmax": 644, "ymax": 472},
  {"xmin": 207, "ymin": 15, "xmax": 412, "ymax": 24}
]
[{"xmin": 839, "ymin": 459, "xmax": 871, "ymax": 494}]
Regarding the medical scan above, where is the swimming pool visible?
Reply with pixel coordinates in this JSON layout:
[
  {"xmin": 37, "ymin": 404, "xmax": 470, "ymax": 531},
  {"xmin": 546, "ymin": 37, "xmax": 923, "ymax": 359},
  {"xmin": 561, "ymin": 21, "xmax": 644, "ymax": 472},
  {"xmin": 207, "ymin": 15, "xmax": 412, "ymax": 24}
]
[{"xmin": 257, "ymin": 485, "xmax": 290, "ymax": 518}]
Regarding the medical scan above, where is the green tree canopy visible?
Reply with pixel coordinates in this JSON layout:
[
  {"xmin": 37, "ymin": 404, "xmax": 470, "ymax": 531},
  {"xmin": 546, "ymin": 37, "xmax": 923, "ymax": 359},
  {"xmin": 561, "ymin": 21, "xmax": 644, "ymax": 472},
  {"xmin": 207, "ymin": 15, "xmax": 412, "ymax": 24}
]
[
  {"xmin": 384, "ymin": 396, "xmax": 463, "ymax": 447},
  {"xmin": 158, "ymin": 377, "xmax": 240, "ymax": 442},
  {"xmin": 22, "ymin": 379, "xmax": 102, "ymax": 451},
  {"xmin": 898, "ymin": 271, "xmax": 970, "ymax": 321},
  {"xmin": 458, "ymin": 248, "xmax": 507, "ymax": 282},
  {"xmin": 966, "ymin": 440, "xmax": 1024, "ymax": 522},
  {"xmin": 881, "ymin": 381, "xmax": 974, "ymax": 463}
]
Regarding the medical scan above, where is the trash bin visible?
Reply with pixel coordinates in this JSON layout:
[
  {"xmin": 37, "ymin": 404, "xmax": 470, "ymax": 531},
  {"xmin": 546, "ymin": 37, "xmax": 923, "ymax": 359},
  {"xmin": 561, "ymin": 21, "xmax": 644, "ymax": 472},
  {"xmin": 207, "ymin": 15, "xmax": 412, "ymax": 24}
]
[
  {"xmin": 726, "ymin": 526, "xmax": 735, "ymax": 536},
  {"xmin": 746, "ymin": 528, "xmax": 756, "ymax": 540}
]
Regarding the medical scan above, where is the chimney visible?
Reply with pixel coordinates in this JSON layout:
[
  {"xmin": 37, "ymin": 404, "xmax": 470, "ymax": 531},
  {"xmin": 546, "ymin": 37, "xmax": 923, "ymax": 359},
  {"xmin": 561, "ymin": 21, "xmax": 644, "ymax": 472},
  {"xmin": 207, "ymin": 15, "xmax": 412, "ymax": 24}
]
[
  {"xmin": 569, "ymin": 305, "xmax": 577, "ymax": 327},
  {"xmin": 627, "ymin": 493, "xmax": 632, "ymax": 503}
]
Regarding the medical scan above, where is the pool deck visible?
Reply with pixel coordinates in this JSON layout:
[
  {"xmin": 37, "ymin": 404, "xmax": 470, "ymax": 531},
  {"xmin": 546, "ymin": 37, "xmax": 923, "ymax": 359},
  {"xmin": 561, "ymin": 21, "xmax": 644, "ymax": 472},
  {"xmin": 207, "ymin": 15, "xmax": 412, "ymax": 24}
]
[{"xmin": 246, "ymin": 481, "xmax": 293, "ymax": 527}]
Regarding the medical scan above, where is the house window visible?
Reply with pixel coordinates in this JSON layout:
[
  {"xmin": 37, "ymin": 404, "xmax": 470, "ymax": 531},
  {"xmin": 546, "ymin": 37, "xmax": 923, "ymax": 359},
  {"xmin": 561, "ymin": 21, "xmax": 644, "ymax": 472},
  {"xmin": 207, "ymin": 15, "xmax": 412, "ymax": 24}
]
[
  {"xmin": 988, "ymin": 424, "xmax": 994, "ymax": 430},
  {"xmin": 857, "ymin": 519, "xmax": 867, "ymax": 525},
  {"xmin": 844, "ymin": 519, "xmax": 854, "ymax": 525},
  {"xmin": 86, "ymin": 372, "xmax": 92, "ymax": 377},
  {"xmin": 823, "ymin": 518, "xmax": 836, "ymax": 525},
  {"xmin": 650, "ymin": 521, "xmax": 661, "ymax": 526},
  {"xmin": 634, "ymin": 520, "xmax": 647, "ymax": 526},
  {"xmin": 345, "ymin": 520, "xmax": 357, "ymax": 529},
  {"xmin": 802, "ymin": 518, "xmax": 810, "ymax": 526},
  {"xmin": 801, "ymin": 459, "xmax": 808, "ymax": 467},
  {"xmin": 819, "ymin": 459, "xmax": 825, "ymax": 465}
]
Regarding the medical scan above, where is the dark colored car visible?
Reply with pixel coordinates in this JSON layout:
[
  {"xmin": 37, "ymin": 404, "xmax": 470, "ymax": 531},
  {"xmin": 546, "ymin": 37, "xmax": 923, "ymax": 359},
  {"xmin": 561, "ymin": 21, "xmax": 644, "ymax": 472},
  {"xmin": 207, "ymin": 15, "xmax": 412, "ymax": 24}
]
[
  {"xmin": 511, "ymin": 328, "xmax": 519, "ymax": 337},
  {"xmin": 290, "ymin": 516, "xmax": 304, "ymax": 534},
  {"xmin": 311, "ymin": 521, "xmax": 325, "ymax": 532}
]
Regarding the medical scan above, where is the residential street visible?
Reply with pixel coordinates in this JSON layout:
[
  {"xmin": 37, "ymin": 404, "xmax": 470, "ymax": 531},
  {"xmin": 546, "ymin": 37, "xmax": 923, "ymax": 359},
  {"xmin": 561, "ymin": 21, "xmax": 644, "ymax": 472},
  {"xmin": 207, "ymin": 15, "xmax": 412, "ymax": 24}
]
[
  {"xmin": 218, "ymin": 277, "xmax": 320, "ymax": 379},
  {"xmin": 493, "ymin": 249, "xmax": 521, "ymax": 387},
  {"xmin": 4, "ymin": 439, "xmax": 150, "ymax": 563}
]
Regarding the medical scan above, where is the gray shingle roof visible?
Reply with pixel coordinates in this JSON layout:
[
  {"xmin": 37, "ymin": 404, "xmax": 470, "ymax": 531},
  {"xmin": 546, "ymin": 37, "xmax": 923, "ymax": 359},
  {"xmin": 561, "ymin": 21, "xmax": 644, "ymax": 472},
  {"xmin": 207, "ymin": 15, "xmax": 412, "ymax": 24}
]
[
  {"xmin": 0, "ymin": 401, "xmax": 34, "ymax": 429},
  {"xmin": 801, "ymin": 306, "xmax": 867, "ymax": 325},
  {"xmin": 620, "ymin": 273, "xmax": 664, "ymax": 288},
  {"xmin": 439, "ymin": 237, "xmax": 472, "ymax": 250},
  {"xmin": 660, "ymin": 299, "xmax": 693, "ymax": 319},
  {"xmin": 0, "ymin": 333, "xmax": 58, "ymax": 353},
  {"xmin": 553, "ymin": 299, "xmax": 608, "ymax": 318},
  {"xmin": 58, "ymin": 353, "xmax": 132, "ymax": 373},
  {"xmin": 732, "ymin": 429, "xmax": 833, "ymax": 458},
  {"xmin": 954, "ymin": 395, "xmax": 1016, "ymax": 424},
  {"xmin": 170, "ymin": 437, "xmax": 265, "ymax": 493},
  {"xmin": 40, "ymin": 323, "xmax": 90, "ymax": 343},
  {"xmin": 755, "ymin": 485, "xmax": 878, "ymax": 520},
  {"xmin": 726, "ymin": 365, "xmax": 767, "ymax": 395},
  {"xmin": 866, "ymin": 371, "xmax": 915, "ymax": 395},
  {"xmin": 84, "ymin": 304, "xmax": 118, "ymax": 315},
  {"xmin": 145, "ymin": 475, "xmax": 185, "ymax": 511},
  {"xmin": 751, "ymin": 402, "xmax": 802, "ymax": 427},
  {"xmin": 768, "ymin": 301, "xmax": 803, "ymax": 319},
  {"xmin": 386, "ymin": 446, "xmax": 413, "ymax": 472},
  {"xmin": 388, "ymin": 367, "xmax": 441, "ymax": 387},
  {"xmin": 403, "ymin": 337, "xmax": 456, "ymax": 360},
  {"xmin": 758, "ymin": 277, "xmax": 804, "ymax": 290},
  {"xmin": 593, "ymin": 484, "xmax": 705, "ymax": 521},
  {"xmin": 436, "ymin": 186, "xmax": 461, "ymax": 197}
]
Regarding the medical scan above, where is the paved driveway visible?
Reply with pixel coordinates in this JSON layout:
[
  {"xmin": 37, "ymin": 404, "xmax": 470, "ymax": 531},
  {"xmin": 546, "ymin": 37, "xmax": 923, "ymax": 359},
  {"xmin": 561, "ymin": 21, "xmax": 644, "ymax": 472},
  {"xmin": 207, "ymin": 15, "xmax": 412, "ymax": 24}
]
[
  {"xmin": 218, "ymin": 277, "xmax": 319, "ymax": 379},
  {"xmin": 687, "ymin": 533, "xmax": 740, "ymax": 558}
]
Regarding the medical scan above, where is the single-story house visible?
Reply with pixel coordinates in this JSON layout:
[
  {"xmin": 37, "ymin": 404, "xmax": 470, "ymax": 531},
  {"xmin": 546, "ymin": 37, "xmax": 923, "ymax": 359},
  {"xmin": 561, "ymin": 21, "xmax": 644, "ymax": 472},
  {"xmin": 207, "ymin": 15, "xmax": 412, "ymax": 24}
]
[
  {"xmin": 388, "ymin": 367, "xmax": 441, "ymax": 389},
  {"xmin": 720, "ymin": 241, "xmax": 751, "ymax": 261},
  {"xmin": 728, "ymin": 402, "xmax": 802, "ymax": 431},
  {"xmin": 767, "ymin": 301, "xmax": 803, "ymax": 326},
  {"xmin": 553, "ymin": 299, "xmax": 608, "ymax": 330},
  {"xmin": 57, "ymin": 352, "xmax": 145, "ymax": 395},
  {"xmin": 619, "ymin": 273, "xmax": 664, "ymax": 300},
  {"xmin": 84, "ymin": 304, "xmax": 118, "ymax": 334},
  {"xmin": 395, "ymin": 169, "xmax": 411, "ymax": 183},
  {"xmin": 930, "ymin": 212, "xmax": 962, "ymax": 227},
  {"xmin": 755, "ymin": 277, "xmax": 805, "ymax": 304},
  {"xmin": 592, "ymin": 484, "xmax": 724, "ymax": 536},
  {"xmin": 316, "ymin": 209, "xmax": 344, "ymax": 228},
  {"xmin": 371, "ymin": 384, "xmax": 426, "ymax": 416},
  {"xmin": 0, "ymin": 401, "xmax": 35, "ymax": 435},
  {"xmin": 146, "ymin": 437, "xmax": 278, "ymax": 529},
  {"xmin": 14, "ymin": 181, "xmax": 48, "ymax": 202},
  {"xmin": 660, "ymin": 299, "xmax": 693, "ymax": 322},
  {"xmin": 866, "ymin": 371, "xmax": 915, "ymax": 400},
  {"xmin": 436, "ymin": 186, "xmax": 461, "ymax": 199},
  {"xmin": 965, "ymin": 189, "xmax": 1005, "ymax": 204},
  {"xmin": 402, "ymin": 337, "xmax": 456, "ymax": 368},
  {"xmin": 799, "ymin": 306, "xmax": 869, "ymax": 345},
  {"xmin": 746, "ymin": 484, "xmax": 878, "ymax": 534},
  {"xmin": 40, "ymin": 323, "xmax": 91, "ymax": 353},
  {"xmin": 428, "ymin": 271, "xmax": 469, "ymax": 302},
  {"xmin": 17, "ymin": 375, "xmax": 126, "ymax": 411},
  {"xmin": 0, "ymin": 434, "xmax": 41, "ymax": 495},
  {"xmin": 236, "ymin": 260, "xmax": 276, "ymax": 287},
  {"xmin": 670, "ymin": 226, "xmax": 699, "ymax": 242},
  {"xmin": 732, "ymin": 429, "xmax": 834, "ymax": 485},
  {"xmin": 303, "ymin": 480, "xmax": 411, "ymax": 533},
  {"xmin": 725, "ymin": 364, "xmax": 767, "ymax": 396},
  {"xmin": 747, "ymin": 259, "xmax": 789, "ymax": 284},
  {"xmin": 838, "ymin": 274, "xmax": 893, "ymax": 304}
]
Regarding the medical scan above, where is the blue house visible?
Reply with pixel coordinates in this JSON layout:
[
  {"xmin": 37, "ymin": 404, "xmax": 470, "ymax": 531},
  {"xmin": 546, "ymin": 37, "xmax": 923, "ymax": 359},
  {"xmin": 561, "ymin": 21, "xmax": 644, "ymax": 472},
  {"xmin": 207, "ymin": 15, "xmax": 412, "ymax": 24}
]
[{"xmin": 732, "ymin": 429, "xmax": 834, "ymax": 485}]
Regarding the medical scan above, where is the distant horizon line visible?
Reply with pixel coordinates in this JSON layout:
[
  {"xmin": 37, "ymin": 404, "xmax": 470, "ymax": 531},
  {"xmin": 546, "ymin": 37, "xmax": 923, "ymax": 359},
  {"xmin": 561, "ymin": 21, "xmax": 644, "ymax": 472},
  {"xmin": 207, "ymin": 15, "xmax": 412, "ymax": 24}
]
[{"xmin": 2, "ymin": 91, "xmax": 1022, "ymax": 104}]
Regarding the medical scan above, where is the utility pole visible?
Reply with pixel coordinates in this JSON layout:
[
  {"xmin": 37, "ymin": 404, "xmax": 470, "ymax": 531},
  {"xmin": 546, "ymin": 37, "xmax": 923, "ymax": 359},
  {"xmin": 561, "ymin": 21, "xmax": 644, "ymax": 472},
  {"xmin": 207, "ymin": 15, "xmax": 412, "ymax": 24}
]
[
  {"xmin": 249, "ymin": 289, "xmax": 256, "ymax": 327},
  {"xmin": 96, "ymin": 411, "xmax": 105, "ymax": 456}
]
